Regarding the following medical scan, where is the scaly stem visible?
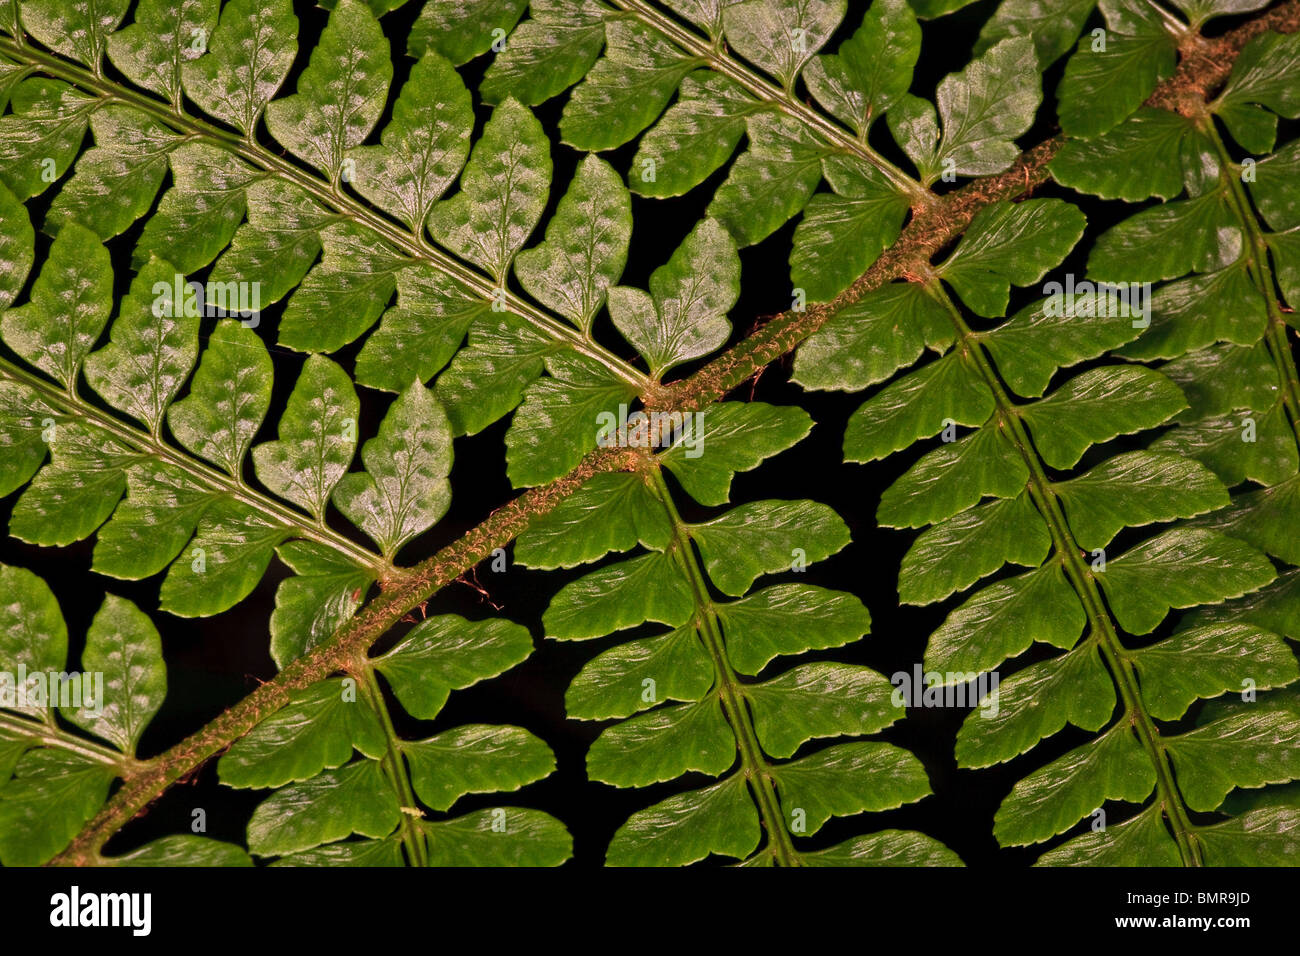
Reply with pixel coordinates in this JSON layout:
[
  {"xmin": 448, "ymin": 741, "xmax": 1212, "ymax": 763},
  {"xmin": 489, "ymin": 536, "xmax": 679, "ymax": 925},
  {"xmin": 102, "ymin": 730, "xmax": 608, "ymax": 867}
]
[
  {"xmin": 931, "ymin": 282, "xmax": 1203, "ymax": 866},
  {"xmin": 647, "ymin": 468, "xmax": 800, "ymax": 866},
  {"xmin": 0, "ymin": 35, "xmax": 649, "ymax": 392},
  {"xmin": 357, "ymin": 668, "xmax": 428, "ymax": 867},
  {"xmin": 1202, "ymin": 118, "xmax": 1300, "ymax": 446}
]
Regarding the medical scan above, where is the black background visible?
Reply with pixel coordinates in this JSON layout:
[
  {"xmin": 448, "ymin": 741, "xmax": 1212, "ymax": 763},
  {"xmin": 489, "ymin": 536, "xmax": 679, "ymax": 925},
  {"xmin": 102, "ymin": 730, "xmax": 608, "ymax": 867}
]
[{"xmin": 2, "ymin": 0, "xmax": 1296, "ymax": 870}]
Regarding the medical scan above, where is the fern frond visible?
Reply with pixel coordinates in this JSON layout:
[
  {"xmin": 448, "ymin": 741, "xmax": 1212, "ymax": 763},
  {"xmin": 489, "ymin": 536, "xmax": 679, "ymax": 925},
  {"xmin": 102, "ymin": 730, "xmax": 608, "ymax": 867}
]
[
  {"xmin": 0, "ymin": 563, "xmax": 252, "ymax": 866},
  {"xmin": 516, "ymin": 404, "xmax": 960, "ymax": 866},
  {"xmin": 0, "ymin": 188, "xmax": 468, "ymax": 665},
  {"xmin": 796, "ymin": 190, "xmax": 1298, "ymax": 864},
  {"xmin": 215, "ymin": 615, "xmax": 570, "ymax": 866}
]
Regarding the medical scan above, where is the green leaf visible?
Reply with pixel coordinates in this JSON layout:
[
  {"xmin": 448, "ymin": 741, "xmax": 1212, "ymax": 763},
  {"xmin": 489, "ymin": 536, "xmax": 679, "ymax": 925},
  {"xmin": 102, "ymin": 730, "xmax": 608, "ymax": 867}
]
[
  {"xmin": 1161, "ymin": 342, "xmax": 1277, "ymax": 421},
  {"xmin": 937, "ymin": 199, "xmax": 1087, "ymax": 317},
  {"xmin": 560, "ymin": 20, "xmax": 699, "ymax": 151},
  {"xmin": 1088, "ymin": 191, "xmax": 1240, "ymax": 283},
  {"xmin": 92, "ymin": 462, "xmax": 217, "ymax": 580},
  {"xmin": 408, "ymin": 0, "xmax": 528, "ymax": 65},
  {"xmin": 0, "ymin": 750, "xmax": 115, "ymax": 866},
  {"xmin": 167, "ymin": 320, "xmax": 273, "ymax": 476},
  {"xmin": 0, "ymin": 180, "xmax": 33, "ymax": 310},
  {"xmin": 1152, "ymin": 404, "xmax": 1300, "ymax": 489},
  {"xmin": 662, "ymin": 0, "xmax": 741, "ymax": 37},
  {"xmin": 252, "ymin": 356, "xmax": 359, "ymax": 520},
  {"xmin": 1049, "ymin": 108, "xmax": 1201, "ymax": 202},
  {"xmin": 270, "ymin": 541, "xmax": 373, "ymax": 669},
  {"xmin": 747, "ymin": 663, "xmax": 902, "ymax": 759},
  {"xmin": 44, "ymin": 106, "xmax": 179, "ymax": 240},
  {"xmin": 691, "ymin": 499, "xmax": 850, "ymax": 596},
  {"xmin": 278, "ymin": 223, "xmax": 406, "ymax": 355},
  {"xmin": 64, "ymin": 595, "xmax": 166, "ymax": 755},
  {"xmin": 565, "ymin": 624, "xmax": 713, "ymax": 721},
  {"xmin": 20, "ymin": 0, "xmax": 128, "ymax": 69},
  {"xmin": 506, "ymin": 354, "xmax": 638, "ymax": 488},
  {"xmin": 1166, "ymin": 708, "xmax": 1300, "ymax": 811},
  {"xmin": 1019, "ymin": 366, "xmax": 1187, "ymax": 470},
  {"xmin": 0, "ymin": 79, "xmax": 97, "ymax": 200},
  {"xmin": 790, "ymin": 159, "xmax": 910, "ymax": 303},
  {"xmin": 181, "ymin": 0, "xmax": 297, "ymax": 135},
  {"xmin": 479, "ymin": 0, "xmax": 607, "ymax": 106},
  {"xmin": 428, "ymin": 97, "xmax": 551, "ymax": 283},
  {"xmin": 715, "ymin": 584, "xmax": 871, "ymax": 675},
  {"xmin": 707, "ymin": 112, "xmax": 829, "ymax": 247},
  {"xmin": 721, "ymin": 0, "xmax": 846, "ymax": 90},
  {"xmin": 0, "ymin": 564, "xmax": 68, "ymax": 720},
  {"xmin": 995, "ymin": 724, "xmax": 1156, "ymax": 847},
  {"xmin": 435, "ymin": 310, "xmax": 557, "ymax": 436},
  {"xmin": 793, "ymin": 282, "xmax": 950, "ymax": 392},
  {"xmin": 928, "ymin": 37, "xmax": 1042, "ymax": 180},
  {"xmin": 404, "ymin": 725, "xmax": 555, "ymax": 811},
  {"xmin": 974, "ymin": 0, "xmax": 1097, "ymax": 67},
  {"xmin": 374, "ymin": 615, "xmax": 534, "ymax": 720},
  {"xmin": 1057, "ymin": 0, "xmax": 1177, "ymax": 139},
  {"xmin": 1116, "ymin": 262, "xmax": 1268, "ymax": 361},
  {"xmin": 0, "ymin": 382, "xmax": 55, "ymax": 499},
  {"xmin": 804, "ymin": 0, "xmax": 918, "ymax": 133},
  {"xmin": 515, "ymin": 155, "xmax": 631, "ymax": 333},
  {"xmin": 956, "ymin": 642, "xmax": 1115, "ymax": 768},
  {"xmin": 771, "ymin": 742, "xmax": 930, "ymax": 835},
  {"xmin": 632, "ymin": 72, "xmax": 762, "ymax": 200},
  {"xmin": 106, "ymin": 0, "xmax": 219, "ymax": 104},
  {"xmin": 1198, "ymin": 807, "xmax": 1300, "ymax": 865},
  {"xmin": 272, "ymin": 834, "xmax": 404, "ymax": 867},
  {"xmin": 1099, "ymin": 528, "xmax": 1277, "ymax": 635},
  {"xmin": 899, "ymin": 493, "xmax": 1051, "ymax": 606},
  {"xmin": 1192, "ymin": 473, "xmax": 1300, "ymax": 565},
  {"xmin": 333, "ymin": 381, "xmax": 453, "ymax": 558},
  {"xmin": 605, "ymin": 774, "xmax": 760, "ymax": 866},
  {"xmin": 1054, "ymin": 451, "xmax": 1228, "ymax": 551},
  {"xmin": 1130, "ymin": 623, "xmax": 1298, "ymax": 721},
  {"xmin": 1217, "ymin": 31, "xmax": 1300, "ymax": 121},
  {"xmin": 107, "ymin": 835, "xmax": 252, "ymax": 867},
  {"xmin": 134, "ymin": 143, "xmax": 262, "ymax": 275},
  {"xmin": 875, "ymin": 425, "xmax": 1030, "ymax": 529},
  {"xmin": 1251, "ymin": 138, "xmax": 1300, "ymax": 231},
  {"xmin": 804, "ymin": 829, "xmax": 963, "ymax": 866},
  {"xmin": 1035, "ymin": 803, "xmax": 1180, "ymax": 866},
  {"xmin": 158, "ymin": 499, "xmax": 290, "ymax": 617},
  {"xmin": 422, "ymin": 808, "xmax": 573, "ymax": 866},
  {"xmin": 354, "ymin": 266, "xmax": 489, "ymax": 394},
  {"xmin": 515, "ymin": 472, "xmax": 672, "ymax": 570},
  {"xmin": 1, "ymin": 221, "xmax": 113, "ymax": 390},
  {"xmin": 981, "ymin": 297, "xmax": 1145, "ymax": 399},
  {"xmin": 84, "ymin": 257, "xmax": 199, "ymax": 434},
  {"xmin": 544, "ymin": 551, "xmax": 695, "ymax": 640},
  {"xmin": 247, "ymin": 759, "xmax": 399, "ymax": 857},
  {"xmin": 10, "ymin": 424, "xmax": 140, "ymax": 547},
  {"xmin": 209, "ymin": 180, "xmax": 332, "ymax": 306},
  {"xmin": 843, "ymin": 352, "xmax": 994, "ymax": 463},
  {"xmin": 1170, "ymin": 0, "xmax": 1269, "ymax": 27},
  {"xmin": 588, "ymin": 699, "xmax": 735, "ymax": 787},
  {"xmin": 611, "ymin": 217, "xmax": 738, "ymax": 379},
  {"xmin": 265, "ymin": 0, "xmax": 391, "ymax": 181},
  {"xmin": 219, "ymin": 679, "xmax": 387, "ymax": 789},
  {"xmin": 925, "ymin": 563, "xmax": 1086, "ymax": 674},
  {"xmin": 659, "ymin": 401, "xmax": 813, "ymax": 506},
  {"xmin": 346, "ymin": 53, "xmax": 471, "ymax": 233}
]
